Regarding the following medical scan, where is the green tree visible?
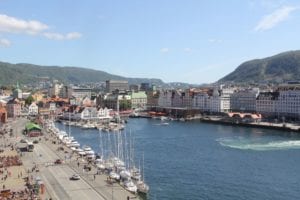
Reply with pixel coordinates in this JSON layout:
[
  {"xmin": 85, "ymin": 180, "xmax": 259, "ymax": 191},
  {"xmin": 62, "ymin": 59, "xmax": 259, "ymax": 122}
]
[
  {"xmin": 25, "ymin": 95, "xmax": 34, "ymax": 105},
  {"xmin": 119, "ymin": 100, "xmax": 131, "ymax": 110}
]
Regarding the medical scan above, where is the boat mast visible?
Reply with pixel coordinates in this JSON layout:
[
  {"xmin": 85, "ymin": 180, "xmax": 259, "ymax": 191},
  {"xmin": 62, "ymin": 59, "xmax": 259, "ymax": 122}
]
[{"xmin": 68, "ymin": 111, "xmax": 71, "ymax": 137}]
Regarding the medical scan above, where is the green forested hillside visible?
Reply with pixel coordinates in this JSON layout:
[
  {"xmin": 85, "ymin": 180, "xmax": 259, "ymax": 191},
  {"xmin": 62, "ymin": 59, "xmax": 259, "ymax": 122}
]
[
  {"xmin": 0, "ymin": 62, "xmax": 164, "ymax": 86},
  {"xmin": 218, "ymin": 50, "xmax": 300, "ymax": 83}
]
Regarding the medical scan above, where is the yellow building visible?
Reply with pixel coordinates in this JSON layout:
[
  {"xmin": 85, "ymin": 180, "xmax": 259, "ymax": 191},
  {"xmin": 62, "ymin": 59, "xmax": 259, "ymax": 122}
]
[{"xmin": 32, "ymin": 92, "xmax": 45, "ymax": 102}]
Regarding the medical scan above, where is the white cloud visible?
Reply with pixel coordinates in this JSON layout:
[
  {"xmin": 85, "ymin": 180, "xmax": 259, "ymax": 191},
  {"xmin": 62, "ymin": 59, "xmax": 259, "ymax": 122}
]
[
  {"xmin": 183, "ymin": 48, "xmax": 192, "ymax": 52},
  {"xmin": 160, "ymin": 47, "xmax": 169, "ymax": 53},
  {"xmin": 43, "ymin": 32, "xmax": 82, "ymax": 40},
  {"xmin": 255, "ymin": 6, "xmax": 298, "ymax": 31},
  {"xmin": 0, "ymin": 13, "xmax": 82, "ymax": 41},
  {"xmin": 43, "ymin": 32, "xmax": 64, "ymax": 40},
  {"xmin": 261, "ymin": 0, "xmax": 287, "ymax": 10},
  {"xmin": 66, "ymin": 32, "xmax": 82, "ymax": 40},
  {"xmin": 0, "ymin": 14, "xmax": 48, "ymax": 35},
  {"xmin": 0, "ymin": 38, "xmax": 11, "ymax": 47},
  {"xmin": 208, "ymin": 39, "xmax": 223, "ymax": 43}
]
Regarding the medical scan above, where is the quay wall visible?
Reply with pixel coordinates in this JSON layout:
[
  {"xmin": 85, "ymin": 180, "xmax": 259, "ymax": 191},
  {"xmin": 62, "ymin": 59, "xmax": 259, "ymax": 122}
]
[{"xmin": 199, "ymin": 118, "xmax": 300, "ymax": 132}]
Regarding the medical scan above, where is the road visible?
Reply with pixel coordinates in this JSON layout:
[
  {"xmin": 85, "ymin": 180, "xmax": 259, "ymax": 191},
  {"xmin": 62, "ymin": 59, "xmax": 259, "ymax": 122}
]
[{"xmin": 11, "ymin": 117, "xmax": 136, "ymax": 200}]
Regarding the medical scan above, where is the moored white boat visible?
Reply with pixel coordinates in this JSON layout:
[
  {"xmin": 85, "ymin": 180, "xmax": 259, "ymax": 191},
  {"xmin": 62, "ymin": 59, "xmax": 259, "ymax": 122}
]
[
  {"xmin": 124, "ymin": 180, "xmax": 137, "ymax": 193},
  {"xmin": 120, "ymin": 170, "xmax": 131, "ymax": 180},
  {"xmin": 136, "ymin": 180, "xmax": 149, "ymax": 194},
  {"xmin": 109, "ymin": 171, "xmax": 120, "ymax": 181}
]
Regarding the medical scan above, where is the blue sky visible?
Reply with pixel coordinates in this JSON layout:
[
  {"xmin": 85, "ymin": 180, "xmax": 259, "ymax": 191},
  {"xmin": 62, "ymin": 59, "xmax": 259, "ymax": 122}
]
[{"xmin": 0, "ymin": 0, "xmax": 300, "ymax": 84}]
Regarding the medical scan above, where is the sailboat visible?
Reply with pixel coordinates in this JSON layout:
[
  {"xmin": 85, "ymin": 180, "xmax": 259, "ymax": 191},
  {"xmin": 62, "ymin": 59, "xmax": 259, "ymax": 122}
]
[
  {"xmin": 137, "ymin": 154, "xmax": 149, "ymax": 194},
  {"xmin": 124, "ymin": 179, "xmax": 138, "ymax": 193},
  {"xmin": 66, "ymin": 112, "xmax": 81, "ymax": 148}
]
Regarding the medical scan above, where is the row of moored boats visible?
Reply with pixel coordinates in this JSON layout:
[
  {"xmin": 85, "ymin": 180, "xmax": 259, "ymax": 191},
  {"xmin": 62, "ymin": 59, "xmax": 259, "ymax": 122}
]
[{"xmin": 45, "ymin": 120, "xmax": 149, "ymax": 195}]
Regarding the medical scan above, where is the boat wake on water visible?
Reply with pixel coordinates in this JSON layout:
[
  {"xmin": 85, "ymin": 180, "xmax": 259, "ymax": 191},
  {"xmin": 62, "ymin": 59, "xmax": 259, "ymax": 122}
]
[{"xmin": 217, "ymin": 137, "xmax": 300, "ymax": 151}]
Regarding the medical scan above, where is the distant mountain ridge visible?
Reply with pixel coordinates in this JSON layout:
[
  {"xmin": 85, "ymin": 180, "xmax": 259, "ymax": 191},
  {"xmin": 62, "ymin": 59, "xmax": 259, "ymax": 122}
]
[
  {"xmin": 218, "ymin": 50, "xmax": 300, "ymax": 83},
  {"xmin": 0, "ymin": 61, "xmax": 165, "ymax": 86}
]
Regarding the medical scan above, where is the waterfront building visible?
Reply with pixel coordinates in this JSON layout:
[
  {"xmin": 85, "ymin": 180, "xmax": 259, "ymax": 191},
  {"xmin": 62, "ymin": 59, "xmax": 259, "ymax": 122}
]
[
  {"xmin": 182, "ymin": 90, "xmax": 191, "ymax": 108},
  {"xmin": 255, "ymin": 85, "xmax": 300, "ymax": 120},
  {"xmin": 276, "ymin": 89, "xmax": 300, "ymax": 120},
  {"xmin": 192, "ymin": 87, "xmax": 220, "ymax": 113},
  {"xmin": 106, "ymin": 80, "xmax": 129, "ymax": 93},
  {"xmin": 97, "ymin": 107, "xmax": 111, "ymax": 119},
  {"xmin": 6, "ymin": 98, "xmax": 21, "ymax": 118},
  {"xmin": 193, "ymin": 92, "xmax": 209, "ymax": 111},
  {"xmin": 230, "ymin": 88, "xmax": 259, "ymax": 113},
  {"xmin": 175, "ymin": 89, "xmax": 194, "ymax": 108},
  {"xmin": 219, "ymin": 87, "xmax": 235, "ymax": 112},
  {"xmin": 130, "ymin": 91, "xmax": 147, "ymax": 110},
  {"xmin": 103, "ymin": 93, "xmax": 131, "ymax": 111},
  {"xmin": 171, "ymin": 90, "xmax": 184, "ymax": 107},
  {"xmin": 208, "ymin": 88, "xmax": 221, "ymax": 113},
  {"xmin": 76, "ymin": 107, "xmax": 99, "ymax": 120},
  {"xmin": 158, "ymin": 90, "xmax": 172, "ymax": 107},
  {"xmin": 146, "ymin": 90, "xmax": 159, "ymax": 108},
  {"xmin": 256, "ymin": 92, "xmax": 278, "ymax": 118},
  {"xmin": 28, "ymin": 102, "xmax": 39, "ymax": 116}
]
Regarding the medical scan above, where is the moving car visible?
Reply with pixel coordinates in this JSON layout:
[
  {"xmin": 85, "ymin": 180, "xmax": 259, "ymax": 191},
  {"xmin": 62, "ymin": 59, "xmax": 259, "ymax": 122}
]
[{"xmin": 70, "ymin": 174, "xmax": 80, "ymax": 180}]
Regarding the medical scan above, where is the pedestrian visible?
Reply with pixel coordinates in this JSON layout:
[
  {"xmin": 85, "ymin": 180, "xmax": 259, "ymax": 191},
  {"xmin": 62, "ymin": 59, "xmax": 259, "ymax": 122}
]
[
  {"xmin": 77, "ymin": 162, "xmax": 80, "ymax": 167},
  {"xmin": 94, "ymin": 174, "xmax": 96, "ymax": 180}
]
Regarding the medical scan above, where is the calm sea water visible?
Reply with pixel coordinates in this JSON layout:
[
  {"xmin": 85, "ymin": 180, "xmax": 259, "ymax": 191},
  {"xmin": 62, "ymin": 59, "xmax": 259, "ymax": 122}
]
[{"xmin": 56, "ymin": 119, "xmax": 300, "ymax": 200}]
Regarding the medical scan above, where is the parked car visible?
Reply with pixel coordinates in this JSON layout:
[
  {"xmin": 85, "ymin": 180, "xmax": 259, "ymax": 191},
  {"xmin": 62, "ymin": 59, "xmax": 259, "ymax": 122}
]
[
  {"xmin": 20, "ymin": 139, "xmax": 27, "ymax": 143},
  {"xmin": 54, "ymin": 159, "xmax": 62, "ymax": 164},
  {"xmin": 70, "ymin": 174, "xmax": 80, "ymax": 180},
  {"xmin": 33, "ymin": 140, "xmax": 39, "ymax": 144}
]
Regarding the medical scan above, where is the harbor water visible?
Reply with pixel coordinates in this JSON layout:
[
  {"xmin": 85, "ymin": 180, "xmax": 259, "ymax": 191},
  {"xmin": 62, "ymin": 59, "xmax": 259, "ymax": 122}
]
[{"xmin": 56, "ymin": 118, "xmax": 300, "ymax": 200}]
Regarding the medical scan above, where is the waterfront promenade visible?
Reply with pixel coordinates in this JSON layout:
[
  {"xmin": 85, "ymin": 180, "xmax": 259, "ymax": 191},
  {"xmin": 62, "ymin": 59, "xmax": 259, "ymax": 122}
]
[
  {"xmin": 3, "ymin": 117, "xmax": 137, "ymax": 200},
  {"xmin": 199, "ymin": 116, "xmax": 300, "ymax": 132}
]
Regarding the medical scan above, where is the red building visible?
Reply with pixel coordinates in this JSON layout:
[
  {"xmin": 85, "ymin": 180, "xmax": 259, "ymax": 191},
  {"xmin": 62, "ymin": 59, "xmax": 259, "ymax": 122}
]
[
  {"xmin": 0, "ymin": 105, "xmax": 7, "ymax": 123},
  {"xmin": 6, "ymin": 98, "xmax": 21, "ymax": 118}
]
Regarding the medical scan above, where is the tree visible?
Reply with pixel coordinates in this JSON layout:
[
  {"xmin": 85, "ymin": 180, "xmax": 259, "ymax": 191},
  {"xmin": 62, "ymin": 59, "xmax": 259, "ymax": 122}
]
[
  {"xmin": 25, "ymin": 95, "xmax": 34, "ymax": 105},
  {"xmin": 119, "ymin": 100, "xmax": 131, "ymax": 110}
]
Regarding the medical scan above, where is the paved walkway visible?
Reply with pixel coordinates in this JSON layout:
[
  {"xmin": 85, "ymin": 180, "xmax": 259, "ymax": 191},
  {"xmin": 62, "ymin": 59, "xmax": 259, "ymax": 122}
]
[{"xmin": 2, "ymin": 117, "xmax": 140, "ymax": 200}]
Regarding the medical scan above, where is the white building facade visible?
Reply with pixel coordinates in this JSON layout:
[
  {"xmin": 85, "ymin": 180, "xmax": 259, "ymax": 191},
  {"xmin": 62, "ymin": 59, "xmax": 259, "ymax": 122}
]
[{"xmin": 28, "ymin": 102, "xmax": 39, "ymax": 116}]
